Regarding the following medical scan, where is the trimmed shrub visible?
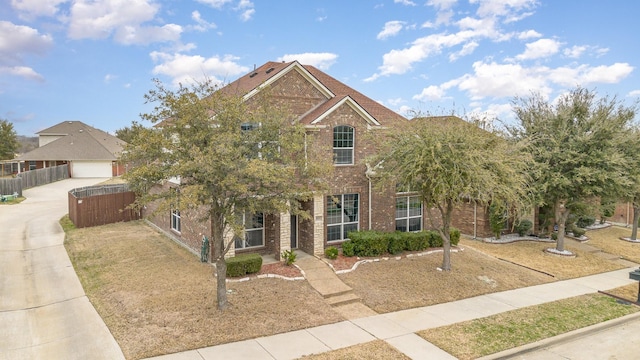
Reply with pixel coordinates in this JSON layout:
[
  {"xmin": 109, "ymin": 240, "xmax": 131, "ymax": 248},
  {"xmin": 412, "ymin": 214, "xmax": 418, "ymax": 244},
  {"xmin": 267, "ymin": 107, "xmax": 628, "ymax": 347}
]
[
  {"xmin": 427, "ymin": 230, "xmax": 443, "ymax": 248},
  {"xmin": 387, "ymin": 232, "xmax": 406, "ymax": 255},
  {"xmin": 576, "ymin": 216, "xmax": 596, "ymax": 228},
  {"xmin": 325, "ymin": 246, "xmax": 339, "ymax": 260},
  {"xmin": 348, "ymin": 230, "xmax": 388, "ymax": 257},
  {"xmin": 341, "ymin": 240, "xmax": 355, "ymax": 257},
  {"xmin": 226, "ymin": 253, "xmax": 262, "ymax": 277},
  {"xmin": 572, "ymin": 227, "xmax": 586, "ymax": 237},
  {"xmin": 406, "ymin": 232, "xmax": 429, "ymax": 251},
  {"xmin": 515, "ymin": 220, "xmax": 533, "ymax": 236},
  {"xmin": 450, "ymin": 227, "xmax": 461, "ymax": 246}
]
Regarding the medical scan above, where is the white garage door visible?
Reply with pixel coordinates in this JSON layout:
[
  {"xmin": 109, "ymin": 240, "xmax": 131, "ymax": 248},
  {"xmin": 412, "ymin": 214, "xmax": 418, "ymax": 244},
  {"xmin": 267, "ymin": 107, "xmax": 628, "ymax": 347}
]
[{"xmin": 71, "ymin": 161, "xmax": 112, "ymax": 178}]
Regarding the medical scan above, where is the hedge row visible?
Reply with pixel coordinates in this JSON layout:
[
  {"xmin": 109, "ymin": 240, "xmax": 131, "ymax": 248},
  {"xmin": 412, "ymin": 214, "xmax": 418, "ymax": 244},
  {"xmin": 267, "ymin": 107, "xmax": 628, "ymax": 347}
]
[
  {"xmin": 342, "ymin": 229, "xmax": 461, "ymax": 257},
  {"xmin": 226, "ymin": 253, "xmax": 263, "ymax": 277}
]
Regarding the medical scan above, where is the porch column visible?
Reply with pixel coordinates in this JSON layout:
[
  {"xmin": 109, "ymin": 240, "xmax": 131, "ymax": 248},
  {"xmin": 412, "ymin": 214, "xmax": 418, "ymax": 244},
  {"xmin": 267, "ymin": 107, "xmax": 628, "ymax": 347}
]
[
  {"xmin": 224, "ymin": 225, "xmax": 236, "ymax": 259},
  {"xmin": 313, "ymin": 193, "xmax": 325, "ymax": 256},
  {"xmin": 278, "ymin": 212, "xmax": 291, "ymax": 260}
]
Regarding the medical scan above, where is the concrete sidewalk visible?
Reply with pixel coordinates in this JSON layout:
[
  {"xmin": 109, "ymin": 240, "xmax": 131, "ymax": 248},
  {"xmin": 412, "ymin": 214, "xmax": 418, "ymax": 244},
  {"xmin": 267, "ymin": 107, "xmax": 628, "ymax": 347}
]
[
  {"xmin": 145, "ymin": 258, "xmax": 639, "ymax": 360},
  {"xmin": 0, "ymin": 178, "xmax": 125, "ymax": 360}
]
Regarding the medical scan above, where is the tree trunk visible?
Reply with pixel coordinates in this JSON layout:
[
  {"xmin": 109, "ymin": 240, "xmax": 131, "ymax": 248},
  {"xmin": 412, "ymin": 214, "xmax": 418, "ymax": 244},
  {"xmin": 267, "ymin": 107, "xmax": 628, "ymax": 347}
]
[
  {"xmin": 211, "ymin": 210, "xmax": 228, "ymax": 310},
  {"xmin": 555, "ymin": 200, "xmax": 570, "ymax": 252},
  {"xmin": 440, "ymin": 199, "xmax": 454, "ymax": 271},
  {"xmin": 631, "ymin": 203, "xmax": 640, "ymax": 240}
]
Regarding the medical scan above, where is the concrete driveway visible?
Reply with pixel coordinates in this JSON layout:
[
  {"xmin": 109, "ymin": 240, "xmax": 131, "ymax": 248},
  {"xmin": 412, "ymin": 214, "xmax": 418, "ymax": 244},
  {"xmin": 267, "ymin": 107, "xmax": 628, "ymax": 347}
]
[{"xmin": 0, "ymin": 178, "xmax": 125, "ymax": 360}]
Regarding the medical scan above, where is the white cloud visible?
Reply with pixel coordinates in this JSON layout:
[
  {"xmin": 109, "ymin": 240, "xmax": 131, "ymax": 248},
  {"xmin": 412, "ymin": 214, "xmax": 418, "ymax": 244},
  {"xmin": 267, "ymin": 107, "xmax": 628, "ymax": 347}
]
[
  {"xmin": 0, "ymin": 21, "xmax": 52, "ymax": 82},
  {"xmin": 0, "ymin": 66, "xmax": 44, "ymax": 82},
  {"xmin": 104, "ymin": 74, "xmax": 116, "ymax": 83},
  {"xmin": 472, "ymin": 0, "xmax": 537, "ymax": 19},
  {"xmin": 563, "ymin": 45, "xmax": 587, "ymax": 59},
  {"xmin": 195, "ymin": 0, "xmax": 233, "ymax": 8},
  {"xmin": 395, "ymin": 0, "xmax": 417, "ymax": 5},
  {"xmin": 515, "ymin": 38, "xmax": 562, "ymax": 61},
  {"xmin": 366, "ymin": 31, "xmax": 474, "ymax": 81},
  {"xmin": 11, "ymin": 0, "xmax": 68, "ymax": 19},
  {"xmin": 457, "ymin": 61, "xmax": 552, "ymax": 100},
  {"xmin": 377, "ymin": 21, "xmax": 406, "ymax": 40},
  {"xmin": 413, "ymin": 85, "xmax": 446, "ymax": 101},
  {"xmin": 443, "ymin": 61, "xmax": 634, "ymax": 103},
  {"xmin": 237, "ymin": 0, "xmax": 255, "ymax": 21},
  {"xmin": 67, "ymin": 0, "xmax": 181, "ymax": 45},
  {"xmin": 628, "ymin": 90, "xmax": 640, "ymax": 98},
  {"xmin": 191, "ymin": 11, "xmax": 217, "ymax": 32},
  {"xmin": 277, "ymin": 53, "xmax": 338, "ymax": 70},
  {"xmin": 449, "ymin": 41, "xmax": 479, "ymax": 61},
  {"xmin": 150, "ymin": 52, "xmax": 249, "ymax": 87},
  {"xmin": 115, "ymin": 24, "xmax": 182, "ymax": 45},
  {"xmin": 517, "ymin": 30, "xmax": 541, "ymax": 40}
]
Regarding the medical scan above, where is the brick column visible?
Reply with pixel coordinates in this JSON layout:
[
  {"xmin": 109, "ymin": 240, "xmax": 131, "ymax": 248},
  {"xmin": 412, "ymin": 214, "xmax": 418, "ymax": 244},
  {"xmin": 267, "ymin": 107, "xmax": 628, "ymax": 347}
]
[{"xmin": 313, "ymin": 193, "xmax": 325, "ymax": 256}]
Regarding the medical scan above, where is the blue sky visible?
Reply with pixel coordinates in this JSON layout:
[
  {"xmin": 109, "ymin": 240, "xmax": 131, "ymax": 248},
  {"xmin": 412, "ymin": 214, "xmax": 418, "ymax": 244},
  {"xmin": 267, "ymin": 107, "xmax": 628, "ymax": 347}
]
[{"xmin": 2, "ymin": 0, "xmax": 638, "ymax": 136}]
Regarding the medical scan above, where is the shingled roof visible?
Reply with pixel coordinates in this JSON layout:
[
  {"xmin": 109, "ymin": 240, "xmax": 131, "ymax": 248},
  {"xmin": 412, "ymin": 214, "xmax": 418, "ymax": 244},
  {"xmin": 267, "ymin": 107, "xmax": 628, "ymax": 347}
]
[
  {"xmin": 17, "ymin": 121, "xmax": 126, "ymax": 161},
  {"xmin": 221, "ymin": 61, "xmax": 408, "ymax": 127}
]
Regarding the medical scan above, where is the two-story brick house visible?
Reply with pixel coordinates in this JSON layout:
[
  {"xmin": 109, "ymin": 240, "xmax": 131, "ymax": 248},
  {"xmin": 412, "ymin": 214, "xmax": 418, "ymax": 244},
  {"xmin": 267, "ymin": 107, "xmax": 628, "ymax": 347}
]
[{"xmin": 146, "ymin": 60, "xmax": 494, "ymax": 261}]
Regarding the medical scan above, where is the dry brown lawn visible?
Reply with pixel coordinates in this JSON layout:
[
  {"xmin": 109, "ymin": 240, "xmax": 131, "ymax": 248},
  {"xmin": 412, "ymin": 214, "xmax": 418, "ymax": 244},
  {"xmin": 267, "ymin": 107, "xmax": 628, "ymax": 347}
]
[
  {"xmin": 585, "ymin": 225, "xmax": 640, "ymax": 264},
  {"xmin": 299, "ymin": 340, "xmax": 410, "ymax": 360},
  {"xmin": 64, "ymin": 220, "xmax": 344, "ymax": 360},
  {"xmin": 64, "ymin": 220, "xmax": 635, "ymax": 359},
  {"xmin": 339, "ymin": 248, "xmax": 555, "ymax": 313},
  {"xmin": 460, "ymin": 233, "xmax": 626, "ymax": 280}
]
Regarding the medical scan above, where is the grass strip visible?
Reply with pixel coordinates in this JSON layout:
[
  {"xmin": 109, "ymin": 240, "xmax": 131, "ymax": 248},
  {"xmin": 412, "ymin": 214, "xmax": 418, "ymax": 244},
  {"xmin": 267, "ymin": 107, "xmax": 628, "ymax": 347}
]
[{"xmin": 419, "ymin": 293, "xmax": 639, "ymax": 360}]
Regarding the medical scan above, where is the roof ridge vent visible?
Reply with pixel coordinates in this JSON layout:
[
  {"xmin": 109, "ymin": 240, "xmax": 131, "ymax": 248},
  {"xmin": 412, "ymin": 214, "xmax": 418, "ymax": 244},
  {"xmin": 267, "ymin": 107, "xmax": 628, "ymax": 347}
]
[{"xmin": 266, "ymin": 67, "xmax": 275, "ymax": 74}]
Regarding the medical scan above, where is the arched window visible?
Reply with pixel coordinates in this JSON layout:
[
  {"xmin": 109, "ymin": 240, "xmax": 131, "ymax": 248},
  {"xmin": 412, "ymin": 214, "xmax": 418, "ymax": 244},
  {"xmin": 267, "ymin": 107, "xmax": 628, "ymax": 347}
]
[{"xmin": 333, "ymin": 125, "xmax": 354, "ymax": 165}]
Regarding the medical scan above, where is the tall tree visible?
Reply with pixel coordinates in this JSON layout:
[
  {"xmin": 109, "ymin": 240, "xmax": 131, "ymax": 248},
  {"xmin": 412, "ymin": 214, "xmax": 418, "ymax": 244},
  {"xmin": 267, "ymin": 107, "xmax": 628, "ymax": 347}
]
[
  {"xmin": 619, "ymin": 126, "xmax": 640, "ymax": 240},
  {"xmin": 0, "ymin": 119, "xmax": 19, "ymax": 160},
  {"xmin": 114, "ymin": 121, "xmax": 144, "ymax": 143},
  {"xmin": 510, "ymin": 87, "xmax": 636, "ymax": 254},
  {"xmin": 122, "ymin": 79, "xmax": 329, "ymax": 310},
  {"xmin": 371, "ymin": 117, "xmax": 532, "ymax": 270}
]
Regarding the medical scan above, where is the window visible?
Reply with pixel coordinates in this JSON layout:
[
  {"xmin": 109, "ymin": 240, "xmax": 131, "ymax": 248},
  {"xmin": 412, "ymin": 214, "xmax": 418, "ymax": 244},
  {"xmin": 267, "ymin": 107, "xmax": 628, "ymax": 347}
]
[
  {"xmin": 327, "ymin": 194, "xmax": 359, "ymax": 242},
  {"xmin": 29, "ymin": 161, "xmax": 37, "ymax": 171},
  {"xmin": 333, "ymin": 125, "xmax": 354, "ymax": 165},
  {"xmin": 171, "ymin": 210, "xmax": 181, "ymax": 233},
  {"xmin": 234, "ymin": 212, "xmax": 264, "ymax": 249},
  {"xmin": 396, "ymin": 196, "xmax": 422, "ymax": 232}
]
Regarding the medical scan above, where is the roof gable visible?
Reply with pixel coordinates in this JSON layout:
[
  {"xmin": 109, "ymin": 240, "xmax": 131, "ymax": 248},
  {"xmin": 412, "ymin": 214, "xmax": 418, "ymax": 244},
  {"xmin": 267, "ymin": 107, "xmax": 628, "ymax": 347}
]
[
  {"xmin": 310, "ymin": 96, "xmax": 381, "ymax": 126},
  {"xmin": 220, "ymin": 61, "xmax": 408, "ymax": 127}
]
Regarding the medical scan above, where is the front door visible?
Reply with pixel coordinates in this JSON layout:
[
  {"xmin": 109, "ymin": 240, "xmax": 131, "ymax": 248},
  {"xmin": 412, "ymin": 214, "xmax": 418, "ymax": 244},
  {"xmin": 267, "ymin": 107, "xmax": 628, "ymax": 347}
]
[{"xmin": 290, "ymin": 215, "xmax": 298, "ymax": 249}]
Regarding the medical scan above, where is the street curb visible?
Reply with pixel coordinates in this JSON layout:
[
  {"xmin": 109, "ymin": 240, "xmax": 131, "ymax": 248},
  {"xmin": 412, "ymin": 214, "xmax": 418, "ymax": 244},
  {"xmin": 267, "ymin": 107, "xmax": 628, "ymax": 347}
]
[{"xmin": 476, "ymin": 310, "xmax": 640, "ymax": 359}]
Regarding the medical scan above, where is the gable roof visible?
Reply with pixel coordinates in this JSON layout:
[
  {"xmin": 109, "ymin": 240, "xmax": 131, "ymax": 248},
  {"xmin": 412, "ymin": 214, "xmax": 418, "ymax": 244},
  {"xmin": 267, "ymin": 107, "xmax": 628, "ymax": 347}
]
[
  {"xmin": 17, "ymin": 121, "xmax": 126, "ymax": 161},
  {"xmin": 222, "ymin": 61, "xmax": 408, "ymax": 127}
]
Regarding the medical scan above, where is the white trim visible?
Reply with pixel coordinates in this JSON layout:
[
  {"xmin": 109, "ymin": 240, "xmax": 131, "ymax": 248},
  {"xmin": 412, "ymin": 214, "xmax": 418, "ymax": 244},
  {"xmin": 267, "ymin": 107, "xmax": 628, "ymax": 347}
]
[{"xmin": 310, "ymin": 96, "xmax": 381, "ymax": 126}]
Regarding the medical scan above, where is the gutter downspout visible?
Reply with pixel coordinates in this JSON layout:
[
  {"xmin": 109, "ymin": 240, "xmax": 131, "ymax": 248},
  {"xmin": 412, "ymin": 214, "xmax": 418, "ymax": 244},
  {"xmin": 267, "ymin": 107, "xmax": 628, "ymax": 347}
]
[
  {"xmin": 366, "ymin": 173, "xmax": 372, "ymax": 230},
  {"xmin": 365, "ymin": 164, "xmax": 374, "ymax": 230}
]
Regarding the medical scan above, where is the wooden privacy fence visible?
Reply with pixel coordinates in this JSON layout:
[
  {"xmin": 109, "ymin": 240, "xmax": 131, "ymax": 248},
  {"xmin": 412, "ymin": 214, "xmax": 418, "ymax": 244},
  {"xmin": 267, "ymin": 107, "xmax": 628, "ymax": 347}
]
[
  {"xmin": 0, "ymin": 164, "xmax": 69, "ymax": 197},
  {"xmin": 68, "ymin": 184, "xmax": 141, "ymax": 228}
]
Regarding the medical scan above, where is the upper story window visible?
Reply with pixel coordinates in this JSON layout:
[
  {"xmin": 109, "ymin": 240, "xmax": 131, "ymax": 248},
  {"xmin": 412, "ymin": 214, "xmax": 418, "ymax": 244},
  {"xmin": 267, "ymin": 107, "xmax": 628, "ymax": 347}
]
[{"xmin": 333, "ymin": 125, "xmax": 354, "ymax": 165}]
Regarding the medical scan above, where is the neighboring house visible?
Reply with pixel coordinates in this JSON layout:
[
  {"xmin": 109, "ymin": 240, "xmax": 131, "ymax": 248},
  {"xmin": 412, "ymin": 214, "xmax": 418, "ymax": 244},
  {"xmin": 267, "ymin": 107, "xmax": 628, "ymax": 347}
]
[
  {"xmin": 146, "ymin": 61, "xmax": 494, "ymax": 260},
  {"xmin": 16, "ymin": 121, "xmax": 126, "ymax": 178}
]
